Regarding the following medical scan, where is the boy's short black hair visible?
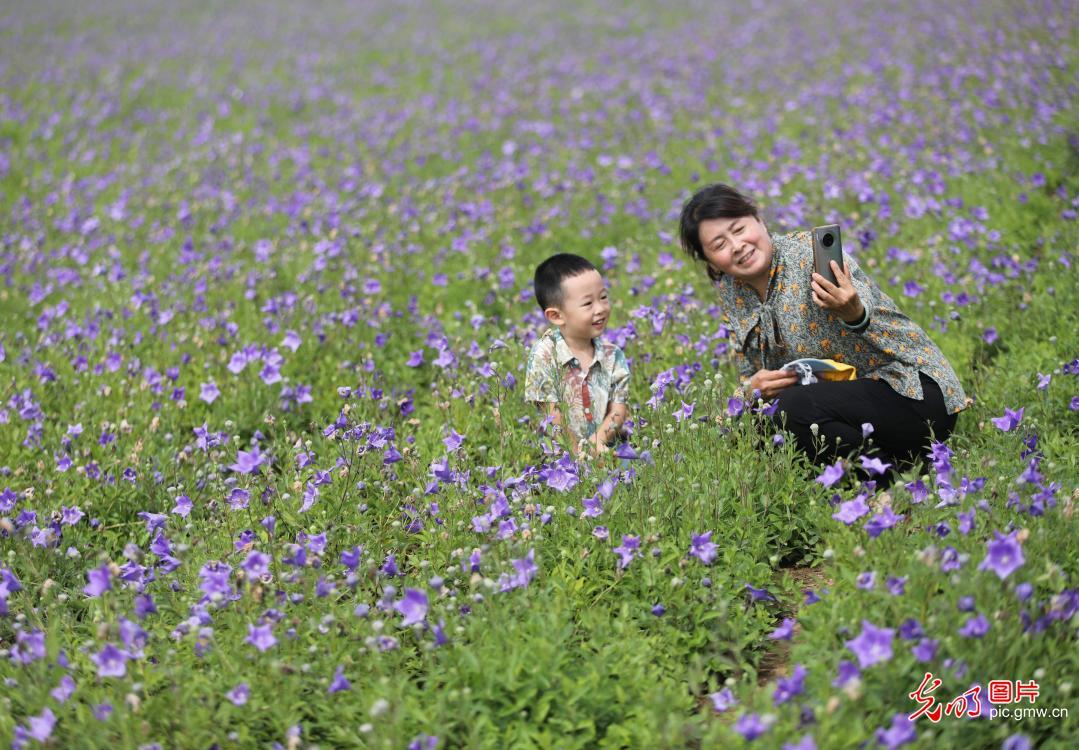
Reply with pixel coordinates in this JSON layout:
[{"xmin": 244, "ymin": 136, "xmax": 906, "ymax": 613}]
[
  {"xmin": 679, "ymin": 183, "xmax": 760, "ymax": 281},
  {"xmin": 534, "ymin": 253, "xmax": 597, "ymax": 310}
]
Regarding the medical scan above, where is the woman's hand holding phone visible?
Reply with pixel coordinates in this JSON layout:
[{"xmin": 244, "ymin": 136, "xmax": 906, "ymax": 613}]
[{"xmin": 811, "ymin": 260, "xmax": 864, "ymax": 324}]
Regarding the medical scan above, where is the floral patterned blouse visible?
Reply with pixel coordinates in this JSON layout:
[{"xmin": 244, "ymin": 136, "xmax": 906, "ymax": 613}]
[
  {"xmin": 524, "ymin": 328, "xmax": 631, "ymax": 441},
  {"xmin": 719, "ymin": 231, "xmax": 968, "ymax": 414}
]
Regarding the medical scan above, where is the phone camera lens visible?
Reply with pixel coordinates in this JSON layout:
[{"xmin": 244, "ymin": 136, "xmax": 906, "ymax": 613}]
[{"xmin": 822, "ymin": 233, "xmax": 834, "ymax": 247}]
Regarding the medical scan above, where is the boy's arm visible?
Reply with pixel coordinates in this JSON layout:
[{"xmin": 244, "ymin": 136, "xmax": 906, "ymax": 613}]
[
  {"xmin": 595, "ymin": 402, "xmax": 628, "ymax": 449},
  {"xmin": 595, "ymin": 346, "xmax": 631, "ymax": 450}
]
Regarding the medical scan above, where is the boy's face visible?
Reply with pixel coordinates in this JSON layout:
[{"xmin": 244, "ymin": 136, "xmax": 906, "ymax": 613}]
[{"xmin": 544, "ymin": 269, "xmax": 610, "ymax": 343}]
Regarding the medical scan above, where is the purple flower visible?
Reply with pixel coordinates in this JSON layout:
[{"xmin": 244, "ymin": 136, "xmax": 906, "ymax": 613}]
[
  {"xmin": 83, "ymin": 564, "xmax": 111, "ymax": 597},
  {"xmin": 199, "ymin": 561, "xmax": 234, "ymax": 599},
  {"xmin": 227, "ymin": 683, "xmax": 250, "ymax": 706},
  {"xmin": 861, "ymin": 422, "xmax": 875, "ymax": 438},
  {"xmin": 380, "ymin": 555, "xmax": 399, "ymax": 578},
  {"xmin": 133, "ymin": 593, "xmax": 156, "ymax": 619},
  {"xmin": 708, "ymin": 687, "xmax": 738, "ymax": 712},
  {"xmin": 904, "ymin": 478, "xmax": 929, "ymax": 504},
  {"xmin": 227, "ymin": 487, "xmax": 250, "ymax": 510},
  {"xmin": 845, "ymin": 620, "xmax": 894, "ymax": 668},
  {"xmin": 898, "ymin": 619, "xmax": 923, "ymax": 640},
  {"xmin": 815, "ymin": 460, "xmax": 844, "ymax": 487},
  {"xmin": 497, "ymin": 548, "xmax": 538, "ymax": 592},
  {"xmin": 1002, "ymin": 734, "xmax": 1032, "ymax": 750},
  {"xmin": 230, "ymin": 444, "xmax": 267, "ymax": 475},
  {"xmin": 912, "ymin": 638, "xmax": 938, "ymax": 662},
  {"xmin": 886, "ymin": 576, "xmax": 907, "ymax": 596},
  {"xmin": 674, "ymin": 401, "xmax": 694, "ymax": 422},
  {"xmin": 991, "ymin": 407, "xmax": 1024, "ymax": 432},
  {"xmin": 651, "ymin": 603, "xmax": 665, "ymax": 616},
  {"xmin": 689, "ymin": 531, "xmax": 718, "ymax": 565},
  {"xmin": 958, "ymin": 612, "xmax": 990, "ymax": 638},
  {"xmin": 581, "ymin": 495, "xmax": 604, "ymax": 518},
  {"xmin": 11, "ymin": 629, "xmax": 45, "ymax": 665},
  {"xmin": 733, "ymin": 712, "xmax": 775, "ymax": 741},
  {"xmin": 0, "ymin": 487, "xmax": 19, "ymax": 513},
  {"xmin": 864, "ymin": 507, "xmax": 904, "ymax": 538},
  {"xmin": 406, "ymin": 350, "xmax": 425, "ymax": 367},
  {"xmin": 408, "ymin": 735, "xmax": 439, "ymax": 750},
  {"xmin": 92, "ymin": 644, "xmax": 128, "ymax": 678},
  {"xmin": 769, "ymin": 618, "xmax": 795, "ymax": 641},
  {"xmin": 773, "ymin": 664, "xmax": 807, "ymax": 705},
  {"xmin": 613, "ymin": 535, "xmax": 640, "ymax": 570},
  {"xmin": 859, "ymin": 455, "xmax": 893, "ymax": 476},
  {"xmin": 242, "ymin": 550, "xmax": 271, "ymax": 581},
  {"xmin": 783, "ymin": 736, "xmax": 816, "ymax": 750},
  {"xmin": 199, "ymin": 380, "xmax": 220, "ymax": 404},
  {"xmin": 245, "ymin": 623, "xmax": 277, "ymax": 652},
  {"xmin": 546, "ymin": 466, "xmax": 578, "ymax": 492},
  {"xmin": 727, "ymin": 397, "xmax": 745, "ymax": 417},
  {"xmin": 832, "ymin": 659, "xmax": 860, "ymax": 687},
  {"xmin": 977, "ymin": 530, "xmax": 1025, "ymax": 580},
  {"xmin": 745, "ymin": 583, "xmax": 775, "ymax": 602},
  {"xmin": 874, "ymin": 713, "xmax": 916, "ymax": 749},
  {"xmin": 442, "ymin": 429, "xmax": 464, "ymax": 452},
  {"xmin": 328, "ymin": 665, "xmax": 351, "ymax": 693},
  {"xmin": 856, "ymin": 571, "xmax": 876, "ymax": 591},
  {"xmin": 940, "ymin": 546, "xmax": 964, "ymax": 572},
  {"xmin": 26, "ymin": 708, "xmax": 55, "ymax": 742},
  {"xmin": 982, "ymin": 327, "xmax": 998, "ymax": 344},
  {"xmin": 957, "ymin": 509, "xmax": 975, "ymax": 535},
  {"xmin": 50, "ymin": 675, "xmax": 76, "ymax": 704},
  {"xmin": 832, "ymin": 496, "xmax": 870, "ymax": 525},
  {"xmin": 281, "ymin": 330, "xmax": 302, "ymax": 352},
  {"xmin": 395, "ymin": 588, "xmax": 429, "ymax": 626},
  {"xmin": 172, "ymin": 494, "xmax": 193, "ymax": 517}
]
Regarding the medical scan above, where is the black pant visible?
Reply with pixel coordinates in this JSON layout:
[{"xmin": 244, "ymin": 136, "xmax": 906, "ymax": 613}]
[{"xmin": 773, "ymin": 373, "xmax": 958, "ymax": 472}]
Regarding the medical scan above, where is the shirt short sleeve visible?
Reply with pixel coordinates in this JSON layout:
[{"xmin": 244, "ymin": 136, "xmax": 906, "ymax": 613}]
[{"xmin": 523, "ymin": 336, "xmax": 560, "ymax": 403}]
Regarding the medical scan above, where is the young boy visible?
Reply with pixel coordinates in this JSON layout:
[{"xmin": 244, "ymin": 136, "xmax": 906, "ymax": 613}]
[{"xmin": 524, "ymin": 253, "xmax": 630, "ymax": 456}]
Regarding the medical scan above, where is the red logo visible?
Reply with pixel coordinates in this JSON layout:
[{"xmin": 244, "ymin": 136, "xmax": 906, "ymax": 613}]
[{"xmin": 909, "ymin": 674, "xmax": 1040, "ymax": 722}]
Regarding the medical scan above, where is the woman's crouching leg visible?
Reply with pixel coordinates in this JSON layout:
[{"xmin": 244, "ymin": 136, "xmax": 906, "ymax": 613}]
[{"xmin": 771, "ymin": 381, "xmax": 865, "ymax": 463}]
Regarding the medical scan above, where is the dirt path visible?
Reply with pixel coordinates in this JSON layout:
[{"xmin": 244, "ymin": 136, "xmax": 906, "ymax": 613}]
[{"xmin": 757, "ymin": 566, "xmax": 833, "ymax": 685}]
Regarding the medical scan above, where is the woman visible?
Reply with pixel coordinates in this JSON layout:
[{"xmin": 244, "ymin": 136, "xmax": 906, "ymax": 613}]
[{"xmin": 679, "ymin": 183, "xmax": 967, "ymax": 475}]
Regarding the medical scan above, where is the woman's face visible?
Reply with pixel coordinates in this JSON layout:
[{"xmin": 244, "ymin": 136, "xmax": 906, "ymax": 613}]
[{"xmin": 697, "ymin": 214, "xmax": 773, "ymax": 287}]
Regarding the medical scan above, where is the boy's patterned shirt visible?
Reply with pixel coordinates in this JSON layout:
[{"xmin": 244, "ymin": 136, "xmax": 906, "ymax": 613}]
[
  {"xmin": 718, "ymin": 231, "xmax": 968, "ymax": 414},
  {"xmin": 524, "ymin": 328, "xmax": 630, "ymax": 441}
]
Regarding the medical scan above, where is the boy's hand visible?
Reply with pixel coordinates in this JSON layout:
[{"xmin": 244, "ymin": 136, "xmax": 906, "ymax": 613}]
[{"xmin": 592, "ymin": 432, "xmax": 610, "ymax": 454}]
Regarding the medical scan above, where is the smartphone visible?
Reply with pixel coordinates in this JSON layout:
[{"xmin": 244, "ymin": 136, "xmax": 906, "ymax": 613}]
[{"xmin": 812, "ymin": 224, "xmax": 844, "ymax": 286}]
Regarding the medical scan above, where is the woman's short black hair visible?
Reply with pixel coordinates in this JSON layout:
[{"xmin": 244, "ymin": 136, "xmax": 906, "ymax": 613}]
[
  {"xmin": 534, "ymin": 253, "xmax": 596, "ymax": 310},
  {"xmin": 679, "ymin": 183, "xmax": 760, "ymax": 281}
]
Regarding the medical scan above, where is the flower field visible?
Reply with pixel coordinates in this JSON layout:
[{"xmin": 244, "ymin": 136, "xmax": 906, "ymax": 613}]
[{"xmin": 1, "ymin": 0, "xmax": 1077, "ymax": 747}]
